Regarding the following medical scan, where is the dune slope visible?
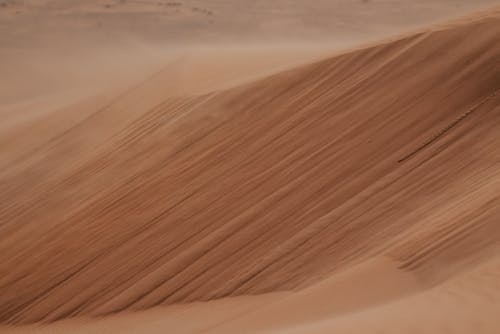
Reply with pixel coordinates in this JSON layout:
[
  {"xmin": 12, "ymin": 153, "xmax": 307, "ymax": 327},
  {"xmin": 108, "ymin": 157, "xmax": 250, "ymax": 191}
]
[{"xmin": 1, "ymin": 10, "xmax": 500, "ymax": 327}]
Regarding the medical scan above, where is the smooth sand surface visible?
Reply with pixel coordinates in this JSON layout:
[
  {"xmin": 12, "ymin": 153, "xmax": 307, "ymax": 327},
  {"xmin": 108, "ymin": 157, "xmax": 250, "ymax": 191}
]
[
  {"xmin": 2, "ymin": 0, "xmax": 500, "ymax": 104},
  {"xmin": 1, "ymin": 1, "xmax": 500, "ymax": 333}
]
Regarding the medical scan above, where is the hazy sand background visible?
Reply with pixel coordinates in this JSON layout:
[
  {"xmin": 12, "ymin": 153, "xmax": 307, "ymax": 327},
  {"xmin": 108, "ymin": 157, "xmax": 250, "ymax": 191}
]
[
  {"xmin": 1, "ymin": 1, "xmax": 500, "ymax": 333},
  {"xmin": 2, "ymin": 0, "xmax": 500, "ymax": 105}
]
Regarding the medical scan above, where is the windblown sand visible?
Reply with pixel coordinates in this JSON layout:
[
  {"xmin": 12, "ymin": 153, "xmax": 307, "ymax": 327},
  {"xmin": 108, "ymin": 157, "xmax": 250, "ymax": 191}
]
[{"xmin": 1, "ymin": 1, "xmax": 500, "ymax": 333}]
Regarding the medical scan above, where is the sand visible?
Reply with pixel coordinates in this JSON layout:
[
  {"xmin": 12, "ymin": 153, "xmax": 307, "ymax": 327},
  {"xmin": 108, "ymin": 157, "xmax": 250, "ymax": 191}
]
[{"xmin": 1, "ymin": 1, "xmax": 500, "ymax": 333}]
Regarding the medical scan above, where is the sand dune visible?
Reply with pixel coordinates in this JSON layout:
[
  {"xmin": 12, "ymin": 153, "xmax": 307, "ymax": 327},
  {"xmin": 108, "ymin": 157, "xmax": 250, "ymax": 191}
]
[
  {"xmin": 1, "ymin": 2, "xmax": 500, "ymax": 334},
  {"xmin": 4, "ymin": 256, "xmax": 500, "ymax": 333},
  {"xmin": 3, "ymin": 0, "xmax": 499, "ymax": 105}
]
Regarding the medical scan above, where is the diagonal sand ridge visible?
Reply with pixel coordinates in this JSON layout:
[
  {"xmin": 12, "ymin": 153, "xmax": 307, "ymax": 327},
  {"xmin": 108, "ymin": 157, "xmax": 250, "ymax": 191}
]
[{"xmin": 1, "ymin": 3, "xmax": 500, "ymax": 334}]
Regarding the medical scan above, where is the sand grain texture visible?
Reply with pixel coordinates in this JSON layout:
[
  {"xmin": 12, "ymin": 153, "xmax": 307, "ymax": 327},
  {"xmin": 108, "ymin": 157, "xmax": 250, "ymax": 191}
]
[{"xmin": 1, "ymin": 2, "xmax": 500, "ymax": 333}]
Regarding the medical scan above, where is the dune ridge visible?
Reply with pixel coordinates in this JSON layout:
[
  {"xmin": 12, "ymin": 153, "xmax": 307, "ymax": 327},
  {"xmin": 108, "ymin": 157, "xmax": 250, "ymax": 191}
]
[{"xmin": 1, "ymin": 7, "xmax": 500, "ymax": 332}]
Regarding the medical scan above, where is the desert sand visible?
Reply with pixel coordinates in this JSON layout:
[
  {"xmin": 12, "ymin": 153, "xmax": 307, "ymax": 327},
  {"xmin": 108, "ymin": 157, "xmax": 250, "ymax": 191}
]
[{"xmin": 1, "ymin": 1, "xmax": 500, "ymax": 333}]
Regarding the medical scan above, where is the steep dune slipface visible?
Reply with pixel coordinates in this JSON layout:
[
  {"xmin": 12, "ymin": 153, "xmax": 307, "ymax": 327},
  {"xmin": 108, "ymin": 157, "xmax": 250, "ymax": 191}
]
[{"xmin": 0, "ymin": 9, "xmax": 500, "ymax": 330}]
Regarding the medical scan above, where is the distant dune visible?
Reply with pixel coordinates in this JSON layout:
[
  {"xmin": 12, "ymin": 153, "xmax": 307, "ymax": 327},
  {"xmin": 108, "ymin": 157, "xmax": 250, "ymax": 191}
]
[
  {"xmin": 1, "ymin": 2, "xmax": 500, "ymax": 334},
  {"xmin": 2, "ymin": 0, "xmax": 500, "ymax": 104}
]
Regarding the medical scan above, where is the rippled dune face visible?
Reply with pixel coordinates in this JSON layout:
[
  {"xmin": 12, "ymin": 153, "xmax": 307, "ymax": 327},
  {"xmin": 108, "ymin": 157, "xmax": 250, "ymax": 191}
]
[{"xmin": 1, "ymin": 1, "xmax": 500, "ymax": 334}]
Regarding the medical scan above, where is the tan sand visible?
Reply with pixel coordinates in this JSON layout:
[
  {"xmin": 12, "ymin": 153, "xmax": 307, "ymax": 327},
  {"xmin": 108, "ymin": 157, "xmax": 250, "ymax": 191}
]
[{"xmin": 1, "ymin": 1, "xmax": 500, "ymax": 333}]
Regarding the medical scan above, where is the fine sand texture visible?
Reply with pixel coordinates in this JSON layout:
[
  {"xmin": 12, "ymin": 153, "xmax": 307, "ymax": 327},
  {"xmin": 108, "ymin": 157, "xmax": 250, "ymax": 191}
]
[{"xmin": 1, "ymin": 1, "xmax": 500, "ymax": 334}]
